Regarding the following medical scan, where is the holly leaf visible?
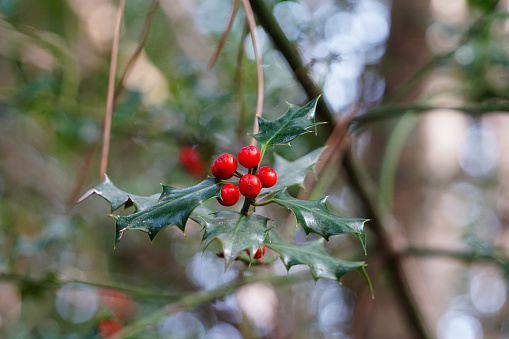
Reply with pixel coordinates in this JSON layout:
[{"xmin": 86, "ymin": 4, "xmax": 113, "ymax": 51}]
[
  {"xmin": 80, "ymin": 176, "xmax": 222, "ymax": 245},
  {"xmin": 77, "ymin": 174, "xmax": 160, "ymax": 212},
  {"xmin": 200, "ymin": 211, "xmax": 272, "ymax": 269},
  {"xmin": 260, "ymin": 147, "xmax": 324, "ymax": 195},
  {"xmin": 272, "ymin": 189, "xmax": 368, "ymax": 254},
  {"xmin": 252, "ymin": 97, "xmax": 324, "ymax": 150},
  {"xmin": 113, "ymin": 177, "xmax": 222, "ymax": 244},
  {"xmin": 191, "ymin": 204, "xmax": 215, "ymax": 224},
  {"xmin": 266, "ymin": 233, "xmax": 373, "ymax": 296}
]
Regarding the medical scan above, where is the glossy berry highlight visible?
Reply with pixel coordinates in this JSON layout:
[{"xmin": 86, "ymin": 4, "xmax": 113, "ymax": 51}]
[
  {"xmin": 256, "ymin": 166, "xmax": 277, "ymax": 188},
  {"xmin": 239, "ymin": 174, "xmax": 262, "ymax": 198},
  {"xmin": 247, "ymin": 244, "xmax": 266, "ymax": 259},
  {"xmin": 238, "ymin": 146, "xmax": 261, "ymax": 168},
  {"xmin": 217, "ymin": 184, "xmax": 240, "ymax": 206},
  {"xmin": 213, "ymin": 154, "xmax": 237, "ymax": 179}
]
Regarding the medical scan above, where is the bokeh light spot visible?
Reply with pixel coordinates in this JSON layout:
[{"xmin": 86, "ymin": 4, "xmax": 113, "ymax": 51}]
[{"xmin": 55, "ymin": 283, "xmax": 98, "ymax": 324}]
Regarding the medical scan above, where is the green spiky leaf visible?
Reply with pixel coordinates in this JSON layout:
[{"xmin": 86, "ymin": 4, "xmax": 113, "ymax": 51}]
[
  {"xmin": 266, "ymin": 233, "xmax": 372, "ymax": 296},
  {"xmin": 191, "ymin": 204, "xmax": 215, "ymax": 224},
  {"xmin": 272, "ymin": 189, "xmax": 368, "ymax": 254},
  {"xmin": 252, "ymin": 97, "xmax": 323, "ymax": 150},
  {"xmin": 78, "ymin": 174, "xmax": 160, "ymax": 212},
  {"xmin": 80, "ymin": 176, "xmax": 222, "ymax": 245},
  {"xmin": 260, "ymin": 147, "xmax": 325, "ymax": 195},
  {"xmin": 200, "ymin": 211, "xmax": 272, "ymax": 268}
]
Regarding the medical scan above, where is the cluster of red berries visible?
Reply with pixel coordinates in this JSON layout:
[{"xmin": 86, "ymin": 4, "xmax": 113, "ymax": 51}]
[{"xmin": 211, "ymin": 146, "xmax": 277, "ymax": 206}]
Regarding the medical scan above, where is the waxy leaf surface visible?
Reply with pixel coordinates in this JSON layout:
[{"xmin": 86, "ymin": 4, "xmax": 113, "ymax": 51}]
[
  {"xmin": 81, "ymin": 176, "xmax": 221, "ymax": 245},
  {"xmin": 200, "ymin": 211, "xmax": 272, "ymax": 268},
  {"xmin": 78, "ymin": 174, "xmax": 159, "ymax": 212},
  {"xmin": 253, "ymin": 97, "xmax": 323, "ymax": 149},
  {"xmin": 272, "ymin": 189, "xmax": 368, "ymax": 253},
  {"xmin": 266, "ymin": 234, "xmax": 372, "ymax": 295}
]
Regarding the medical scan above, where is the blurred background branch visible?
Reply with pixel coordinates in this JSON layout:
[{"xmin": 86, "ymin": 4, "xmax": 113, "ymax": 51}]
[{"xmin": 1, "ymin": 0, "xmax": 509, "ymax": 338}]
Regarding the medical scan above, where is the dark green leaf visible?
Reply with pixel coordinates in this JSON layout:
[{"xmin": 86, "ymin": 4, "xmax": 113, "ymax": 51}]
[
  {"xmin": 113, "ymin": 177, "xmax": 222, "ymax": 244},
  {"xmin": 200, "ymin": 211, "xmax": 272, "ymax": 268},
  {"xmin": 252, "ymin": 97, "xmax": 323, "ymax": 150},
  {"xmin": 78, "ymin": 174, "xmax": 159, "ymax": 212},
  {"xmin": 80, "ymin": 176, "xmax": 222, "ymax": 245},
  {"xmin": 260, "ymin": 147, "xmax": 324, "ymax": 195},
  {"xmin": 272, "ymin": 189, "xmax": 368, "ymax": 253},
  {"xmin": 266, "ymin": 233, "xmax": 373, "ymax": 295},
  {"xmin": 191, "ymin": 204, "xmax": 214, "ymax": 225}
]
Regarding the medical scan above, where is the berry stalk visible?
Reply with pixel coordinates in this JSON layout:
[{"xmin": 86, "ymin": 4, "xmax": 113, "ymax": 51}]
[
  {"xmin": 252, "ymin": 197, "xmax": 273, "ymax": 207},
  {"xmin": 240, "ymin": 196, "xmax": 254, "ymax": 216}
]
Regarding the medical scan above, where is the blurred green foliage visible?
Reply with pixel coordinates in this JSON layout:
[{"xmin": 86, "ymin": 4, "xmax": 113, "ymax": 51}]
[{"xmin": 2, "ymin": 0, "xmax": 509, "ymax": 338}]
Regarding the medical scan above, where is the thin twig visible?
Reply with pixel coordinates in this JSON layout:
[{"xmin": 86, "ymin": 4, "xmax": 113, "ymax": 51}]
[
  {"xmin": 207, "ymin": 0, "xmax": 240, "ymax": 69},
  {"xmin": 405, "ymin": 247, "xmax": 508, "ymax": 265},
  {"xmin": 241, "ymin": 0, "xmax": 264, "ymax": 143},
  {"xmin": 351, "ymin": 101, "xmax": 509, "ymax": 129},
  {"xmin": 235, "ymin": 23, "xmax": 250, "ymax": 145},
  {"xmin": 120, "ymin": 273, "xmax": 302, "ymax": 338},
  {"xmin": 0, "ymin": 272, "xmax": 180, "ymax": 301},
  {"xmin": 382, "ymin": 54, "xmax": 449, "ymax": 105},
  {"xmin": 70, "ymin": 1, "xmax": 158, "ymax": 205},
  {"xmin": 99, "ymin": 0, "xmax": 126, "ymax": 181},
  {"xmin": 298, "ymin": 103, "xmax": 359, "ymax": 201},
  {"xmin": 382, "ymin": 12, "xmax": 502, "ymax": 105},
  {"xmin": 113, "ymin": 0, "xmax": 159, "ymax": 104},
  {"xmin": 248, "ymin": 0, "xmax": 332, "ymax": 128}
]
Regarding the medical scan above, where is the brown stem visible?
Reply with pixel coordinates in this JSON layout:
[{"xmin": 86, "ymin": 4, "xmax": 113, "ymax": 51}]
[
  {"xmin": 70, "ymin": 1, "xmax": 158, "ymax": 205},
  {"xmin": 240, "ymin": 196, "xmax": 253, "ymax": 216},
  {"xmin": 235, "ymin": 23, "xmax": 250, "ymax": 146},
  {"xmin": 99, "ymin": 0, "xmax": 126, "ymax": 181},
  {"xmin": 297, "ymin": 103, "xmax": 359, "ymax": 201},
  {"xmin": 248, "ymin": 0, "xmax": 332, "ymax": 128},
  {"xmin": 353, "ymin": 101, "xmax": 509, "ymax": 129},
  {"xmin": 113, "ymin": 0, "xmax": 159, "ymax": 104},
  {"xmin": 207, "ymin": 0, "xmax": 240, "ymax": 69},
  {"xmin": 241, "ymin": 0, "xmax": 264, "ymax": 144}
]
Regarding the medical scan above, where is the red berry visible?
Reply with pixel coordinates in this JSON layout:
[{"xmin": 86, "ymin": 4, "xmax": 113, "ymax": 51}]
[
  {"xmin": 179, "ymin": 146, "xmax": 199, "ymax": 167},
  {"xmin": 211, "ymin": 161, "xmax": 220, "ymax": 177},
  {"xmin": 217, "ymin": 184, "xmax": 240, "ymax": 206},
  {"xmin": 256, "ymin": 166, "xmax": 277, "ymax": 188},
  {"xmin": 214, "ymin": 154, "xmax": 237, "ymax": 179},
  {"xmin": 98, "ymin": 319, "xmax": 122, "ymax": 339},
  {"xmin": 239, "ymin": 174, "xmax": 261, "ymax": 198},
  {"xmin": 179, "ymin": 146, "xmax": 207, "ymax": 179},
  {"xmin": 99, "ymin": 288, "xmax": 134, "ymax": 321},
  {"xmin": 247, "ymin": 244, "xmax": 266, "ymax": 259},
  {"xmin": 238, "ymin": 146, "xmax": 261, "ymax": 168}
]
